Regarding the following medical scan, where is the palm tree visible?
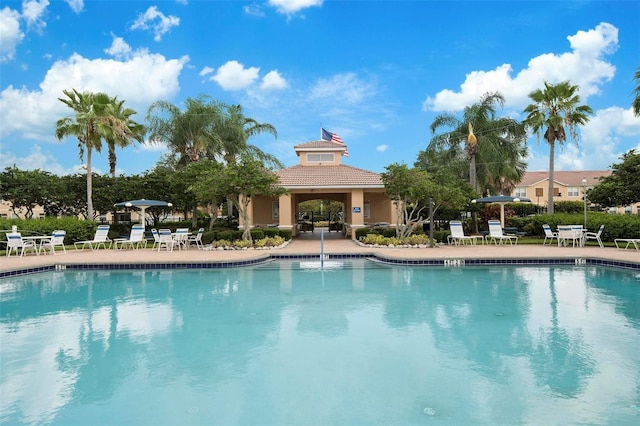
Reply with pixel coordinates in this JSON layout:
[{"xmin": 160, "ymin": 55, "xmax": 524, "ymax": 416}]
[
  {"xmin": 633, "ymin": 66, "xmax": 640, "ymax": 117},
  {"xmin": 427, "ymin": 92, "xmax": 528, "ymax": 196},
  {"xmin": 146, "ymin": 95, "xmax": 223, "ymax": 167},
  {"xmin": 104, "ymin": 97, "xmax": 146, "ymax": 177},
  {"xmin": 55, "ymin": 89, "xmax": 112, "ymax": 219},
  {"xmin": 523, "ymin": 81, "xmax": 593, "ymax": 214},
  {"xmin": 210, "ymin": 104, "xmax": 282, "ymax": 169}
]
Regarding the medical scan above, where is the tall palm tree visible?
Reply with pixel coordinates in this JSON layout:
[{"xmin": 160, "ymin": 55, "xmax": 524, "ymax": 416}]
[
  {"xmin": 427, "ymin": 92, "xmax": 528, "ymax": 196},
  {"xmin": 209, "ymin": 104, "xmax": 282, "ymax": 216},
  {"xmin": 210, "ymin": 104, "xmax": 282, "ymax": 169},
  {"xmin": 523, "ymin": 81, "xmax": 593, "ymax": 214},
  {"xmin": 55, "ymin": 89, "xmax": 112, "ymax": 219},
  {"xmin": 633, "ymin": 66, "xmax": 640, "ymax": 117},
  {"xmin": 104, "ymin": 97, "xmax": 146, "ymax": 177},
  {"xmin": 146, "ymin": 95, "xmax": 223, "ymax": 167}
]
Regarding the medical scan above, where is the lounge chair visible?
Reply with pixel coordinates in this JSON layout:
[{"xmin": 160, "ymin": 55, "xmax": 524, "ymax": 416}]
[
  {"xmin": 449, "ymin": 221, "xmax": 483, "ymax": 245},
  {"xmin": 39, "ymin": 230, "xmax": 67, "ymax": 255},
  {"xmin": 157, "ymin": 229, "xmax": 176, "ymax": 252},
  {"xmin": 74, "ymin": 225, "xmax": 112, "ymax": 250},
  {"xmin": 174, "ymin": 228, "xmax": 190, "ymax": 250},
  {"xmin": 582, "ymin": 224, "xmax": 604, "ymax": 248},
  {"xmin": 557, "ymin": 225, "xmax": 583, "ymax": 247},
  {"xmin": 542, "ymin": 224, "xmax": 558, "ymax": 245},
  {"xmin": 614, "ymin": 238, "xmax": 639, "ymax": 251},
  {"xmin": 487, "ymin": 220, "xmax": 518, "ymax": 245},
  {"xmin": 5, "ymin": 232, "xmax": 38, "ymax": 257},
  {"xmin": 150, "ymin": 228, "xmax": 161, "ymax": 250},
  {"xmin": 187, "ymin": 228, "xmax": 205, "ymax": 249},
  {"xmin": 113, "ymin": 225, "xmax": 147, "ymax": 250}
]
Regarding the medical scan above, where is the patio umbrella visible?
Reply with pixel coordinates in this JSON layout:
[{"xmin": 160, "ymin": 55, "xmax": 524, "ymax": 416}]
[
  {"xmin": 471, "ymin": 195, "xmax": 531, "ymax": 227},
  {"xmin": 113, "ymin": 199, "xmax": 173, "ymax": 226}
]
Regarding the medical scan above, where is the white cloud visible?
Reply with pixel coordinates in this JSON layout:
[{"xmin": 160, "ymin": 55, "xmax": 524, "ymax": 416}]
[
  {"xmin": 423, "ymin": 22, "xmax": 618, "ymax": 112},
  {"xmin": 199, "ymin": 66, "xmax": 214, "ymax": 76},
  {"xmin": 268, "ymin": 0, "xmax": 323, "ymax": 15},
  {"xmin": 243, "ymin": 4, "xmax": 265, "ymax": 17},
  {"xmin": 130, "ymin": 6, "xmax": 180, "ymax": 42},
  {"xmin": 0, "ymin": 6, "xmax": 24, "ymax": 62},
  {"xmin": 22, "ymin": 0, "xmax": 49, "ymax": 31},
  {"xmin": 309, "ymin": 72, "xmax": 377, "ymax": 104},
  {"xmin": 0, "ymin": 144, "xmax": 76, "ymax": 175},
  {"xmin": 104, "ymin": 35, "xmax": 132, "ymax": 59},
  {"xmin": 376, "ymin": 145, "xmax": 388, "ymax": 153},
  {"xmin": 260, "ymin": 70, "xmax": 288, "ymax": 90},
  {"xmin": 0, "ymin": 51, "xmax": 188, "ymax": 140},
  {"xmin": 64, "ymin": 0, "xmax": 83, "ymax": 14},
  {"xmin": 211, "ymin": 60, "xmax": 260, "ymax": 90}
]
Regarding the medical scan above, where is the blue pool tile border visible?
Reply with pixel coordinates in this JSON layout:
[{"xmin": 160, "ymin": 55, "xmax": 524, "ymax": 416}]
[{"xmin": 1, "ymin": 253, "xmax": 638, "ymax": 278}]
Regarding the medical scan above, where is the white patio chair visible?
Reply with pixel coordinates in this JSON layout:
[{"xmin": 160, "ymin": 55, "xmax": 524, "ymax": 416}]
[
  {"xmin": 74, "ymin": 225, "xmax": 112, "ymax": 250},
  {"xmin": 39, "ymin": 230, "xmax": 67, "ymax": 255},
  {"xmin": 174, "ymin": 228, "xmax": 190, "ymax": 250},
  {"xmin": 187, "ymin": 228, "xmax": 205, "ymax": 249},
  {"xmin": 113, "ymin": 225, "xmax": 147, "ymax": 250},
  {"xmin": 583, "ymin": 224, "xmax": 605, "ymax": 248},
  {"xmin": 150, "ymin": 228, "xmax": 161, "ymax": 250},
  {"xmin": 157, "ymin": 229, "xmax": 176, "ymax": 252},
  {"xmin": 487, "ymin": 220, "xmax": 518, "ymax": 245},
  {"xmin": 557, "ymin": 225, "xmax": 583, "ymax": 247},
  {"xmin": 5, "ymin": 232, "xmax": 38, "ymax": 257},
  {"xmin": 542, "ymin": 224, "xmax": 558, "ymax": 245},
  {"xmin": 449, "ymin": 221, "xmax": 483, "ymax": 245}
]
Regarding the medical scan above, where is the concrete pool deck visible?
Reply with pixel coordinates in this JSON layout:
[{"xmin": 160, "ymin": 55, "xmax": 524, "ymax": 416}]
[{"xmin": 1, "ymin": 229, "xmax": 638, "ymax": 274}]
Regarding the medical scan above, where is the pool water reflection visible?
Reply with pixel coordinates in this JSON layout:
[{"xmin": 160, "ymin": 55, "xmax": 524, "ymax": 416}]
[{"xmin": 1, "ymin": 261, "xmax": 639, "ymax": 425}]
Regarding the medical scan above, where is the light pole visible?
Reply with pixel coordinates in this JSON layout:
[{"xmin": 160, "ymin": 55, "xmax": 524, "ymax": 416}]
[{"xmin": 582, "ymin": 177, "xmax": 587, "ymax": 227}]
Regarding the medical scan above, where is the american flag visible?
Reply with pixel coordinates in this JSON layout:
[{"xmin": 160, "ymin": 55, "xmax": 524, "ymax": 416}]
[{"xmin": 321, "ymin": 128, "xmax": 349, "ymax": 157}]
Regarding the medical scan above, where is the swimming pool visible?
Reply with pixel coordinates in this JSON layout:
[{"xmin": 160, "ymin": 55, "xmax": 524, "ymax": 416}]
[{"xmin": 1, "ymin": 260, "xmax": 639, "ymax": 425}]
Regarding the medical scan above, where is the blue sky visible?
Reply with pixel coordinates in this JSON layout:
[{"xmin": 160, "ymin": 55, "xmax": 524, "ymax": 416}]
[{"xmin": 1, "ymin": 0, "xmax": 639, "ymax": 177}]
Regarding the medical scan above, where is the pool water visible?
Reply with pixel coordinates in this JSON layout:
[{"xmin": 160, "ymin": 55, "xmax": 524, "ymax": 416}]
[{"xmin": 1, "ymin": 261, "xmax": 639, "ymax": 425}]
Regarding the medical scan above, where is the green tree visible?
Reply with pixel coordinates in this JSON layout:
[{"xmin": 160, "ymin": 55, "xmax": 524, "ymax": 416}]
[
  {"xmin": 0, "ymin": 167, "xmax": 58, "ymax": 218},
  {"xmin": 588, "ymin": 150, "xmax": 640, "ymax": 208},
  {"xmin": 104, "ymin": 97, "xmax": 146, "ymax": 177},
  {"xmin": 146, "ymin": 95, "xmax": 224, "ymax": 167},
  {"xmin": 426, "ymin": 92, "xmax": 527, "ymax": 196},
  {"xmin": 633, "ymin": 66, "xmax": 640, "ymax": 117},
  {"xmin": 381, "ymin": 163, "xmax": 470, "ymax": 240},
  {"xmin": 190, "ymin": 158, "xmax": 287, "ymax": 241},
  {"xmin": 56, "ymin": 89, "xmax": 138, "ymax": 219},
  {"xmin": 523, "ymin": 81, "xmax": 593, "ymax": 214}
]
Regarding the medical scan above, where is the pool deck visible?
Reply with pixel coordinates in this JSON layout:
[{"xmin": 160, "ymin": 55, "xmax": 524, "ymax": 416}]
[{"xmin": 1, "ymin": 230, "xmax": 638, "ymax": 273}]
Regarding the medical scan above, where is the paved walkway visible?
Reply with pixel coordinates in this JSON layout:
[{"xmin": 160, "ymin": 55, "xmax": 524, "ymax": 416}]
[{"xmin": 1, "ymin": 229, "xmax": 638, "ymax": 273}]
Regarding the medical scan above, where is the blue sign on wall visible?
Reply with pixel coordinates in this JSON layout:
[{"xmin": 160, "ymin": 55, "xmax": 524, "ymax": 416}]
[{"xmin": 352, "ymin": 207, "xmax": 361, "ymax": 213}]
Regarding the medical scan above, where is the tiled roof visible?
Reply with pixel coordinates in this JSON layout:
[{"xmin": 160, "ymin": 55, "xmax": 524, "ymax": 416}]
[
  {"xmin": 276, "ymin": 164, "xmax": 383, "ymax": 188},
  {"xmin": 518, "ymin": 170, "xmax": 611, "ymax": 187},
  {"xmin": 294, "ymin": 140, "xmax": 346, "ymax": 151}
]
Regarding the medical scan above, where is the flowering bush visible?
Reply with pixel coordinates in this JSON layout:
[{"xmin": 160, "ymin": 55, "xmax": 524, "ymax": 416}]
[{"xmin": 361, "ymin": 233, "xmax": 433, "ymax": 246}]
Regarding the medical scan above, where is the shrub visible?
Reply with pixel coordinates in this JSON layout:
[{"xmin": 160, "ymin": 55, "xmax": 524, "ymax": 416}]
[{"xmin": 250, "ymin": 229, "xmax": 265, "ymax": 240}]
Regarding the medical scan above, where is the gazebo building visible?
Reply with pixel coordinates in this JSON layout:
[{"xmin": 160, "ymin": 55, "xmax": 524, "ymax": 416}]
[{"xmin": 242, "ymin": 139, "xmax": 395, "ymax": 239}]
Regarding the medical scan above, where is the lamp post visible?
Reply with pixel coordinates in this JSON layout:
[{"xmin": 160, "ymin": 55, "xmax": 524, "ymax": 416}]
[{"xmin": 582, "ymin": 177, "xmax": 587, "ymax": 227}]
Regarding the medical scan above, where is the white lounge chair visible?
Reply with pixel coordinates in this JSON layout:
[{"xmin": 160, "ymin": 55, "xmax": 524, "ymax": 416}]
[
  {"xmin": 5, "ymin": 232, "xmax": 38, "ymax": 257},
  {"xmin": 74, "ymin": 225, "xmax": 112, "ymax": 250},
  {"xmin": 39, "ymin": 230, "xmax": 67, "ymax": 255},
  {"xmin": 187, "ymin": 228, "xmax": 205, "ymax": 249},
  {"xmin": 113, "ymin": 225, "xmax": 147, "ymax": 250},
  {"xmin": 157, "ymin": 229, "xmax": 176, "ymax": 252},
  {"xmin": 542, "ymin": 224, "xmax": 558, "ymax": 245},
  {"xmin": 487, "ymin": 220, "xmax": 518, "ymax": 245},
  {"xmin": 583, "ymin": 224, "xmax": 604, "ymax": 248},
  {"xmin": 449, "ymin": 221, "xmax": 483, "ymax": 245},
  {"xmin": 614, "ymin": 238, "xmax": 639, "ymax": 251},
  {"xmin": 174, "ymin": 228, "xmax": 190, "ymax": 250},
  {"xmin": 557, "ymin": 225, "xmax": 583, "ymax": 247}
]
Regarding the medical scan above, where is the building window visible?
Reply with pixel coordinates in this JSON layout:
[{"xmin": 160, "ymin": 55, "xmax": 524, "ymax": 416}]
[
  {"xmin": 364, "ymin": 202, "xmax": 370, "ymax": 219},
  {"xmin": 307, "ymin": 153, "xmax": 334, "ymax": 162},
  {"xmin": 514, "ymin": 187, "xmax": 527, "ymax": 198},
  {"xmin": 272, "ymin": 201, "xmax": 279, "ymax": 220},
  {"xmin": 567, "ymin": 187, "xmax": 579, "ymax": 197}
]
